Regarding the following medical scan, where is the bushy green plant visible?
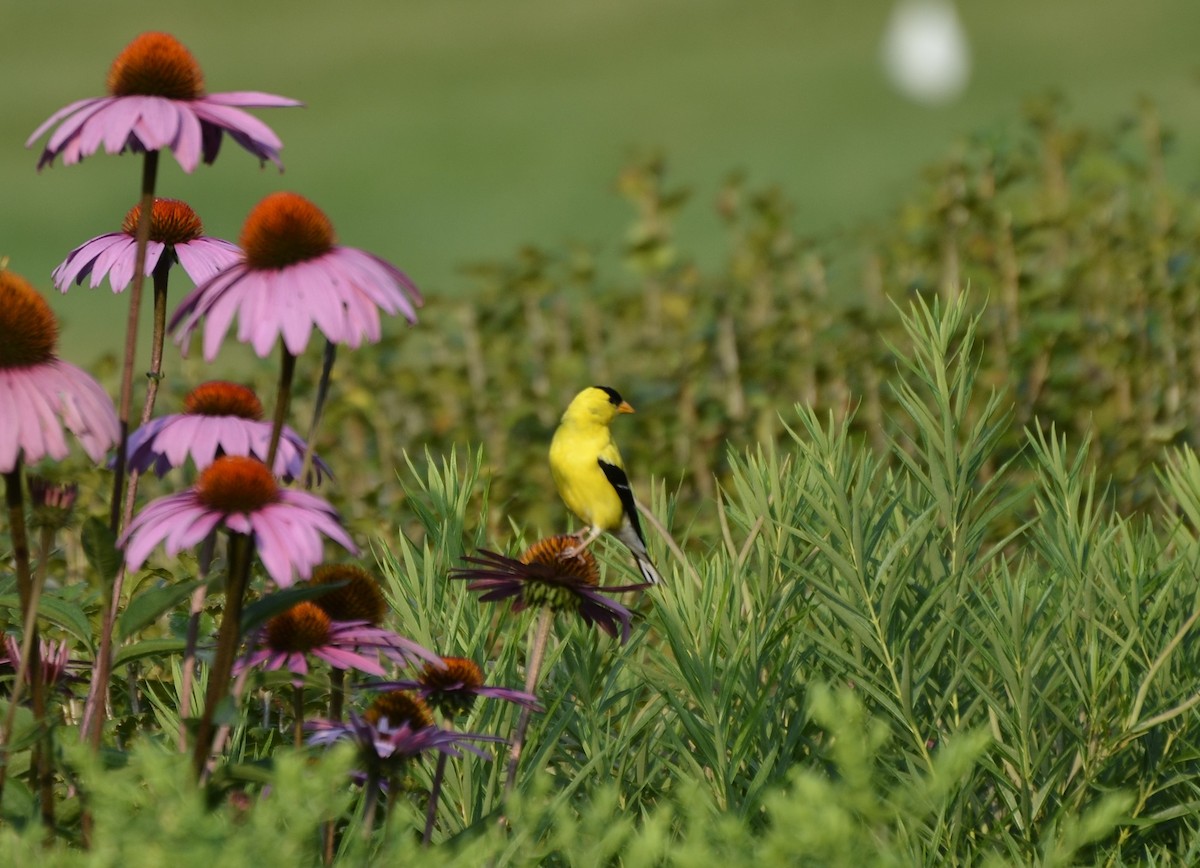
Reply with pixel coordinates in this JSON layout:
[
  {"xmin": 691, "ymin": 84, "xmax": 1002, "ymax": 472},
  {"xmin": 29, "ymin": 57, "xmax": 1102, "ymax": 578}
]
[{"xmin": 10, "ymin": 55, "xmax": 1200, "ymax": 862}]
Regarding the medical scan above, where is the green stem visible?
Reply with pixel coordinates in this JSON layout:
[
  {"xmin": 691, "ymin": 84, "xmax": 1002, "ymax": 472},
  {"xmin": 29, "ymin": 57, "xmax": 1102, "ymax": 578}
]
[
  {"xmin": 0, "ymin": 467, "xmax": 52, "ymax": 828},
  {"xmin": 266, "ymin": 350, "xmax": 297, "ymax": 470},
  {"xmin": 107, "ymin": 150, "xmax": 160, "ymax": 533},
  {"xmin": 361, "ymin": 768, "xmax": 381, "ymax": 843},
  {"xmin": 178, "ymin": 534, "xmax": 217, "ymax": 752},
  {"xmin": 141, "ymin": 261, "xmax": 172, "ymax": 425},
  {"xmin": 300, "ymin": 340, "xmax": 337, "ymax": 488},
  {"xmin": 192, "ymin": 534, "xmax": 253, "ymax": 778},
  {"xmin": 293, "ymin": 683, "xmax": 305, "ymax": 750},
  {"xmin": 423, "ymin": 750, "xmax": 448, "ymax": 846},
  {"xmin": 329, "ymin": 667, "xmax": 346, "ymax": 721},
  {"xmin": 85, "ymin": 244, "xmax": 174, "ymax": 751},
  {"xmin": 504, "ymin": 607, "xmax": 554, "ymax": 797}
]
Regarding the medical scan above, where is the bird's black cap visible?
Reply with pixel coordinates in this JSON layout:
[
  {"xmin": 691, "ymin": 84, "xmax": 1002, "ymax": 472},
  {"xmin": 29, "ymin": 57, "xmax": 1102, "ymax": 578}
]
[{"xmin": 595, "ymin": 386, "xmax": 624, "ymax": 406}]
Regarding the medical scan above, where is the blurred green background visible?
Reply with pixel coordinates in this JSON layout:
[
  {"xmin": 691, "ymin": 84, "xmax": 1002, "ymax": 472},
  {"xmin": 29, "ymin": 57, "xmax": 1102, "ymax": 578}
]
[{"xmin": 4, "ymin": 0, "xmax": 1200, "ymax": 368}]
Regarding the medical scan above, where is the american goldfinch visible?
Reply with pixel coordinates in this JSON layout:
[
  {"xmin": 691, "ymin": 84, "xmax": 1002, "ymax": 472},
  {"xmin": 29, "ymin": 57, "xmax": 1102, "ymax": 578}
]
[{"xmin": 549, "ymin": 386, "xmax": 662, "ymax": 585}]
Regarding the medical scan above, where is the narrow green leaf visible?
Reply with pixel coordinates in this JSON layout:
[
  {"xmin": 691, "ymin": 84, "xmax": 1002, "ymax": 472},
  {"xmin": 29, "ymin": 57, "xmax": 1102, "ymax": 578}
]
[
  {"xmin": 118, "ymin": 579, "xmax": 205, "ymax": 640},
  {"xmin": 239, "ymin": 581, "xmax": 346, "ymax": 639},
  {"xmin": 0, "ymin": 593, "xmax": 93, "ymax": 651},
  {"xmin": 81, "ymin": 515, "xmax": 121, "ymax": 587},
  {"xmin": 113, "ymin": 637, "xmax": 188, "ymax": 669}
]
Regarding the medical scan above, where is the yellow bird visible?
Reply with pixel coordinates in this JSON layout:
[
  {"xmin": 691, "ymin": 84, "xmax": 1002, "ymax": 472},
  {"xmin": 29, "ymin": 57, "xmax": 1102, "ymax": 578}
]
[{"xmin": 549, "ymin": 386, "xmax": 662, "ymax": 585}]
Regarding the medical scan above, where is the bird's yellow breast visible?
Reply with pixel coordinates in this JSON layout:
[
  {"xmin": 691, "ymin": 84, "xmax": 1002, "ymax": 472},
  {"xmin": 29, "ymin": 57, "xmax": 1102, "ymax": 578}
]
[{"xmin": 549, "ymin": 422, "xmax": 626, "ymax": 531}]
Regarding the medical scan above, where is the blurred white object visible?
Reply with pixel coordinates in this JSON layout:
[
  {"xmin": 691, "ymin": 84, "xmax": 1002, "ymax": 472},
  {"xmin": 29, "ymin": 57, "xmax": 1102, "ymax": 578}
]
[{"xmin": 881, "ymin": 0, "xmax": 971, "ymax": 105}]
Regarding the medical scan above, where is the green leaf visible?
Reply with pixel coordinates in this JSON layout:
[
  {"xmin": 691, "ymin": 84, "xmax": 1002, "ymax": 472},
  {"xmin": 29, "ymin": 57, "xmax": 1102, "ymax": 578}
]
[
  {"xmin": 113, "ymin": 637, "xmax": 188, "ymax": 670},
  {"xmin": 81, "ymin": 515, "xmax": 121, "ymax": 587},
  {"xmin": 118, "ymin": 579, "xmax": 205, "ymax": 641},
  {"xmin": 0, "ymin": 592, "xmax": 94, "ymax": 652}
]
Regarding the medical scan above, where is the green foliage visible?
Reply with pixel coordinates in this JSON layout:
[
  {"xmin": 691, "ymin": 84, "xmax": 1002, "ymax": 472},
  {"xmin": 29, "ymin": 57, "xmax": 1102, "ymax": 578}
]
[
  {"xmin": 13, "ymin": 102, "xmax": 1200, "ymax": 863},
  {"xmin": 259, "ymin": 98, "xmax": 1199, "ymax": 542}
]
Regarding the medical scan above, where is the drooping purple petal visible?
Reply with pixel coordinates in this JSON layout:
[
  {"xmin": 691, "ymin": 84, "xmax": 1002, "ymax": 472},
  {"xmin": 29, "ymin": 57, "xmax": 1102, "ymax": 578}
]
[
  {"xmin": 169, "ymin": 243, "xmax": 422, "ymax": 360},
  {"xmin": 0, "ymin": 361, "xmax": 118, "ymax": 473},
  {"xmin": 28, "ymin": 90, "xmax": 301, "ymax": 172}
]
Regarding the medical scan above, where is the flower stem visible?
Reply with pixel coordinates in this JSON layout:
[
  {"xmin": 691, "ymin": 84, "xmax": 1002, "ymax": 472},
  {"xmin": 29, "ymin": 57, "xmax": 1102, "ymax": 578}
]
[
  {"xmin": 361, "ymin": 768, "xmax": 381, "ymax": 843},
  {"xmin": 142, "ymin": 260, "xmax": 172, "ymax": 425},
  {"xmin": 293, "ymin": 683, "xmax": 305, "ymax": 750},
  {"xmin": 0, "ymin": 467, "xmax": 53, "ymax": 828},
  {"xmin": 504, "ymin": 607, "xmax": 554, "ymax": 797},
  {"xmin": 422, "ymin": 751, "xmax": 448, "ymax": 846},
  {"xmin": 192, "ymin": 533, "xmax": 254, "ymax": 778},
  {"xmin": 179, "ymin": 534, "xmax": 217, "ymax": 752},
  {"xmin": 329, "ymin": 667, "xmax": 346, "ymax": 721},
  {"xmin": 84, "ymin": 246, "xmax": 174, "ymax": 751},
  {"xmin": 107, "ymin": 149, "xmax": 159, "ymax": 533},
  {"xmin": 266, "ymin": 349, "xmax": 297, "ymax": 470},
  {"xmin": 300, "ymin": 340, "xmax": 337, "ymax": 488}
]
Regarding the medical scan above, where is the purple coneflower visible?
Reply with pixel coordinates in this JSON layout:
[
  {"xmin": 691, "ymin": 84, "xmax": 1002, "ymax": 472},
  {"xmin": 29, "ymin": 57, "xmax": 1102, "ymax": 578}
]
[
  {"xmin": 367, "ymin": 656, "xmax": 541, "ymax": 718},
  {"xmin": 0, "ymin": 271, "xmax": 119, "ymax": 474},
  {"xmin": 124, "ymin": 381, "xmax": 329, "ymax": 484},
  {"xmin": 452, "ymin": 536, "xmax": 646, "ymax": 642},
  {"xmin": 120, "ymin": 455, "xmax": 354, "ymax": 587},
  {"xmin": 27, "ymin": 32, "xmax": 300, "ymax": 172},
  {"xmin": 236, "ymin": 601, "xmax": 441, "ymax": 684},
  {"xmin": 307, "ymin": 691, "xmax": 498, "ymax": 769},
  {"xmin": 169, "ymin": 192, "xmax": 422, "ymax": 361},
  {"xmin": 53, "ymin": 198, "xmax": 240, "ymax": 293}
]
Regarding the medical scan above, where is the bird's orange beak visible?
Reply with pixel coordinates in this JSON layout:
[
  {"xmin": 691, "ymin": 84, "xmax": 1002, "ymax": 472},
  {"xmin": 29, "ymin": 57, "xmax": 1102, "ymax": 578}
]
[{"xmin": 617, "ymin": 400, "xmax": 635, "ymax": 414}]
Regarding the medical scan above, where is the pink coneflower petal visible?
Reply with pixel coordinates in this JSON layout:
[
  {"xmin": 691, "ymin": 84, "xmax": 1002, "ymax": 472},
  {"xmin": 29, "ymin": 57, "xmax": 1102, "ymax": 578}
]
[
  {"xmin": 54, "ymin": 199, "xmax": 241, "ymax": 294},
  {"xmin": 28, "ymin": 33, "xmax": 300, "ymax": 172},
  {"xmin": 236, "ymin": 604, "xmax": 435, "ymax": 686},
  {"xmin": 174, "ymin": 237, "xmax": 241, "ymax": 284},
  {"xmin": 169, "ymin": 193, "xmax": 422, "ymax": 360},
  {"xmin": 0, "ymin": 361, "xmax": 119, "ymax": 473},
  {"xmin": 121, "ymin": 457, "xmax": 352, "ymax": 584}
]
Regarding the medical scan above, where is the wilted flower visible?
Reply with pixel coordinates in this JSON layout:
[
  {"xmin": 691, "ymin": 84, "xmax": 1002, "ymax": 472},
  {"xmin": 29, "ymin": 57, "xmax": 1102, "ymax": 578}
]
[
  {"xmin": 121, "ymin": 455, "xmax": 354, "ymax": 586},
  {"xmin": 451, "ymin": 536, "xmax": 646, "ymax": 642},
  {"xmin": 235, "ymin": 601, "xmax": 440, "ymax": 685},
  {"xmin": 169, "ymin": 191, "xmax": 421, "ymax": 361},
  {"xmin": 307, "ymin": 690, "xmax": 499, "ymax": 776},
  {"xmin": 27, "ymin": 32, "xmax": 300, "ymax": 172},
  {"xmin": 367, "ymin": 656, "xmax": 541, "ymax": 719},
  {"xmin": 53, "ymin": 198, "xmax": 240, "ymax": 293},
  {"xmin": 0, "ymin": 270, "xmax": 119, "ymax": 474},
  {"xmin": 123, "ymin": 380, "xmax": 329, "ymax": 484}
]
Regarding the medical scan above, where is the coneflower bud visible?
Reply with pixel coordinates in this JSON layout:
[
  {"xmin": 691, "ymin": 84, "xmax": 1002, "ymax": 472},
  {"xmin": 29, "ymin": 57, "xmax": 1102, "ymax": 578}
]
[{"xmin": 27, "ymin": 476, "xmax": 79, "ymax": 532}]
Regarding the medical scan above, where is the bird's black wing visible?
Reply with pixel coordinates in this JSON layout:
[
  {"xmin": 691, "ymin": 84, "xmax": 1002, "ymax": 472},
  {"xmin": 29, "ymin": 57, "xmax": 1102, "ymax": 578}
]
[{"xmin": 598, "ymin": 459, "xmax": 647, "ymax": 545}]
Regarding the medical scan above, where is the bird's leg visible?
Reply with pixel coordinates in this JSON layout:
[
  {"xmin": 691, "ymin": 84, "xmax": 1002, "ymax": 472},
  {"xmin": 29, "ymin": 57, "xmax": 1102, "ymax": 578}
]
[{"xmin": 562, "ymin": 526, "xmax": 602, "ymax": 559}]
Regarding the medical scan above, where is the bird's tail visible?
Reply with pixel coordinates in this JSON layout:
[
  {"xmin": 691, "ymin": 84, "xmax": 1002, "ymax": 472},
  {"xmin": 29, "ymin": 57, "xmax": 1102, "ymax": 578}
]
[
  {"xmin": 616, "ymin": 519, "xmax": 663, "ymax": 585},
  {"xmin": 632, "ymin": 552, "xmax": 663, "ymax": 586}
]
